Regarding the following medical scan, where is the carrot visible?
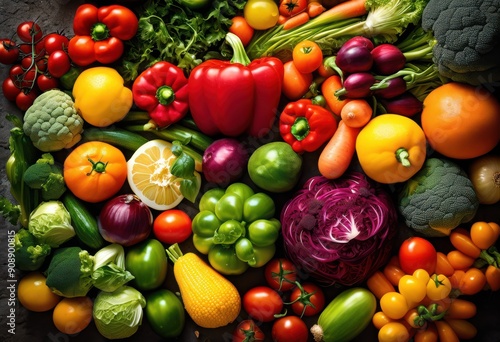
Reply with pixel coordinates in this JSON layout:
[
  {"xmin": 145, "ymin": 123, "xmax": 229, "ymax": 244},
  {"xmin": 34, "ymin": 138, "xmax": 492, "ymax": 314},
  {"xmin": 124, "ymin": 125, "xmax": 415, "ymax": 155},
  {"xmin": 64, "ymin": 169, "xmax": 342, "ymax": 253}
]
[
  {"xmin": 307, "ymin": 0, "xmax": 326, "ymax": 17},
  {"xmin": 315, "ymin": 0, "xmax": 367, "ymax": 22},
  {"xmin": 283, "ymin": 12, "xmax": 310, "ymax": 30},
  {"xmin": 321, "ymin": 75, "xmax": 351, "ymax": 116},
  {"xmin": 340, "ymin": 98, "xmax": 373, "ymax": 128},
  {"xmin": 277, "ymin": 14, "xmax": 288, "ymax": 25},
  {"xmin": 318, "ymin": 120, "xmax": 361, "ymax": 179}
]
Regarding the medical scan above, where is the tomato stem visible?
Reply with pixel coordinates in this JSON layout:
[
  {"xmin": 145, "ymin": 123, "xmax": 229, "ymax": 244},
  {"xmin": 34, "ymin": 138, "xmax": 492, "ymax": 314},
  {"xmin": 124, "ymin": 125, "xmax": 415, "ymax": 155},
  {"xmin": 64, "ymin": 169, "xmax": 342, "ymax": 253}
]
[
  {"xmin": 87, "ymin": 158, "xmax": 108, "ymax": 175},
  {"xmin": 395, "ymin": 148, "xmax": 411, "ymax": 167}
]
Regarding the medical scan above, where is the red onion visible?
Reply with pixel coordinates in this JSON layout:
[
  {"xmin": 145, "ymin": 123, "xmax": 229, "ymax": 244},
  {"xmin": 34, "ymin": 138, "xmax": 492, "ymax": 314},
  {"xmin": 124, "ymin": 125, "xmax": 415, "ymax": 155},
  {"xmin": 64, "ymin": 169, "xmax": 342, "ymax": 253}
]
[
  {"xmin": 335, "ymin": 45, "xmax": 374, "ymax": 74},
  {"xmin": 98, "ymin": 194, "xmax": 153, "ymax": 246},
  {"xmin": 371, "ymin": 44, "xmax": 406, "ymax": 75},
  {"xmin": 380, "ymin": 91, "xmax": 423, "ymax": 117},
  {"xmin": 341, "ymin": 36, "xmax": 374, "ymax": 51},
  {"xmin": 202, "ymin": 138, "xmax": 249, "ymax": 186}
]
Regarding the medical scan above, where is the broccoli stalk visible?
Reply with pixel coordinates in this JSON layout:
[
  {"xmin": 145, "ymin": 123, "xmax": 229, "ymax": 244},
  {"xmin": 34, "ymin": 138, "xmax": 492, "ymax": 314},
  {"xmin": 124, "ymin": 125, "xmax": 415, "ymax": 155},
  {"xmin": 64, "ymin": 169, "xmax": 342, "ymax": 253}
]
[
  {"xmin": 23, "ymin": 153, "xmax": 66, "ymax": 201},
  {"xmin": 245, "ymin": 0, "xmax": 431, "ymax": 60}
]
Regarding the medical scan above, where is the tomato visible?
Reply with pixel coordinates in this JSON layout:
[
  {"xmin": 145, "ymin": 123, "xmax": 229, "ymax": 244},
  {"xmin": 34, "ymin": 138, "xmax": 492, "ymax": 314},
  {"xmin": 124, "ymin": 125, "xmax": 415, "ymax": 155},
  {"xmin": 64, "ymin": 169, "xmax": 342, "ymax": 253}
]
[
  {"xmin": 63, "ymin": 141, "xmax": 128, "ymax": 203},
  {"xmin": 52, "ymin": 297, "xmax": 93, "ymax": 335},
  {"xmin": 13, "ymin": 66, "xmax": 37, "ymax": 90},
  {"xmin": 43, "ymin": 33, "xmax": 70, "ymax": 54},
  {"xmin": 15, "ymin": 89, "xmax": 37, "ymax": 111},
  {"xmin": 243, "ymin": 286, "xmax": 284, "ymax": 322},
  {"xmin": 398, "ymin": 274, "xmax": 427, "ymax": 307},
  {"xmin": 470, "ymin": 221, "xmax": 499, "ymax": 250},
  {"xmin": 2, "ymin": 77, "xmax": 21, "ymax": 101},
  {"xmin": 232, "ymin": 319, "xmax": 265, "ymax": 342},
  {"xmin": 229, "ymin": 16, "xmax": 255, "ymax": 47},
  {"xmin": 380, "ymin": 291, "xmax": 409, "ymax": 320},
  {"xmin": 378, "ymin": 321, "xmax": 410, "ymax": 342},
  {"xmin": 458, "ymin": 267, "xmax": 487, "ymax": 295},
  {"xmin": 372, "ymin": 311, "xmax": 394, "ymax": 330},
  {"xmin": 426, "ymin": 274, "xmax": 452, "ymax": 301},
  {"xmin": 279, "ymin": 0, "xmax": 308, "ymax": 17},
  {"xmin": 17, "ymin": 272, "xmax": 61, "ymax": 312},
  {"xmin": 292, "ymin": 40, "xmax": 323, "ymax": 74},
  {"xmin": 36, "ymin": 74, "xmax": 59, "ymax": 92},
  {"xmin": 264, "ymin": 258, "xmax": 298, "ymax": 291},
  {"xmin": 17, "ymin": 21, "xmax": 43, "ymax": 43},
  {"xmin": 153, "ymin": 209, "xmax": 193, "ymax": 244},
  {"xmin": 67, "ymin": 35, "xmax": 96, "ymax": 66},
  {"xmin": 271, "ymin": 316, "xmax": 309, "ymax": 342},
  {"xmin": 47, "ymin": 50, "xmax": 71, "ymax": 78},
  {"xmin": 446, "ymin": 250, "xmax": 475, "ymax": 270},
  {"xmin": 282, "ymin": 60, "xmax": 313, "ymax": 100},
  {"xmin": 399, "ymin": 236, "xmax": 437, "ymax": 275},
  {"xmin": 289, "ymin": 282, "xmax": 325, "ymax": 317},
  {"xmin": 244, "ymin": 0, "xmax": 280, "ymax": 30},
  {"xmin": 0, "ymin": 39, "xmax": 19, "ymax": 64}
]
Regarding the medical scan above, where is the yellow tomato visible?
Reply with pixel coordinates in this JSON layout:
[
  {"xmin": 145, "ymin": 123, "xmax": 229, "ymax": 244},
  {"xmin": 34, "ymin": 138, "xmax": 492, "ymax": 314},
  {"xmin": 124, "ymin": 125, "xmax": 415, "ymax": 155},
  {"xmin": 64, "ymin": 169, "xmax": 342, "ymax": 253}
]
[
  {"xmin": 378, "ymin": 321, "xmax": 411, "ymax": 342},
  {"xmin": 53, "ymin": 297, "xmax": 93, "ymax": 335},
  {"xmin": 426, "ymin": 274, "xmax": 452, "ymax": 301},
  {"xmin": 244, "ymin": 0, "xmax": 279, "ymax": 30},
  {"xmin": 73, "ymin": 66, "xmax": 133, "ymax": 127},
  {"xmin": 356, "ymin": 114, "xmax": 426, "ymax": 184},
  {"xmin": 18, "ymin": 272, "xmax": 61, "ymax": 312},
  {"xmin": 380, "ymin": 291, "xmax": 409, "ymax": 320}
]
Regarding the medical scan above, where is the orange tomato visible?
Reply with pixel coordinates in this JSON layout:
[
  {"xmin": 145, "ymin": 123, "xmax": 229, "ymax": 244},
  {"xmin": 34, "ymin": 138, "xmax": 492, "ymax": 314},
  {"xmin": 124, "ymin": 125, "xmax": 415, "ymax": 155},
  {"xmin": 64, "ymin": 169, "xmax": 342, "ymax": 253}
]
[
  {"xmin": 414, "ymin": 322, "xmax": 438, "ymax": 342},
  {"xmin": 444, "ymin": 318, "xmax": 477, "ymax": 340},
  {"xmin": 434, "ymin": 320, "xmax": 460, "ymax": 342},
  {"xmin": 367, "ymin": 271, "xmax": 395, "ymax": 299},
  {"xmin": 372, "ymin": 311, "xmax": 394, "ymax": 330},
  {"xmin": 421, "ymin": 82, "xmax": 500, "ymax": 159},
  {"xmin": 458, "ymin": 267, "xmax": 487, "ymax": 295},
  {"xmin": 446, "ymin": 298, "xmax": 477, "ymax": 319},
  {"xmin": 446, "ymin": 250, "xmax": 475, "ymax": 270},
  {"xmin": 449, "ymin": 228, "xmax": 481, "ymax": 259},
  {"xmin": 52, "ymin": 297, "xmax": 93, "ymax": 335},
  {"xmin": 229, "ymin": 16, "xmax": 254, "ymax": 46},
  {"xmin": 470, "ymin": 221, "xmax": 499, "ymax": 250},
  {"xmin": 63, "ymin": 141, "xmax": 127, "ymax": 203},
  {"xmin": 18, "ymin": 272, "xmax": 61, "ymax": 312},
  {"xmin": 292, "ymin": 40, "xmax": 323, "ymax": 74},
  {"xmin": 282, "ymin": 60, "xmax": 313, "ymax": 100},
  {"xmin": 435, "ymin": 252, "xmax": 455, "ymax": 277}
]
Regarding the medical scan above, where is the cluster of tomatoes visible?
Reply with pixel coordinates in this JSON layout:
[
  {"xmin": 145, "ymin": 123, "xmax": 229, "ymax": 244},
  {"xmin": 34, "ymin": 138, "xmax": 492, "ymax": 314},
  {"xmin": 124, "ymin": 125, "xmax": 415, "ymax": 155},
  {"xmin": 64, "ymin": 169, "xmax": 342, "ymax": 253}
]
[
  {"xmin": 233, "ymin": 258, "xmax": 325, "ymax": 342},
  {"xmin": 367, "ymin": 221, "xmax": 500, "ymax": 342},
  {"xmin": 0, "ymin": 21, "xmax": 72, "ymax": 110}
]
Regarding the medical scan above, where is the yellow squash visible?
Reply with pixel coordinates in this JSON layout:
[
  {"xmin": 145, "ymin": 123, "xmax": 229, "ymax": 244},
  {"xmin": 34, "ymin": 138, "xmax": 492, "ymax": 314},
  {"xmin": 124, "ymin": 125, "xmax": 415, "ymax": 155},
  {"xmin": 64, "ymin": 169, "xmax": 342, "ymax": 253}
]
[{"xmin": 355, "ymin": 114, "xmax": 426, "ymax": 184}]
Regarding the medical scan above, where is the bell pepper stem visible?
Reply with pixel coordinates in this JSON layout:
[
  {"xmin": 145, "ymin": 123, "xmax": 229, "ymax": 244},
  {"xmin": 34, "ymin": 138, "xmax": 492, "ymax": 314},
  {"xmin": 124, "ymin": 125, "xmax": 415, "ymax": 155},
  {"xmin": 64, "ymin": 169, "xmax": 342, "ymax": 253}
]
[
  {"xmin": 156, "ymin": 85, "xmax": 175, "ymax": 106},
  {"xmin": 91, "ymin": 23, "xmax": 110, "ymax": 41},
  {"xmin": 396, "ymin": 148, "xmax": 411, "ymax": 167},
  {"xmin": 291, "ymin": 117, "xmax": 310, "ymax": 141},
  {"xmin": 226, "ymin": 32, "xmax": 251, "ymax": 66}
]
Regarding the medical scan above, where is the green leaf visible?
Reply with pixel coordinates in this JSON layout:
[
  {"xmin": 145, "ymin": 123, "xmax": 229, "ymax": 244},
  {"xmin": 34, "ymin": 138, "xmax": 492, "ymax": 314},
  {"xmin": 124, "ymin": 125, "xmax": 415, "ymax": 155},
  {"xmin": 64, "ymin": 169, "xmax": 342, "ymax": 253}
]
[{"xmin": 180, "ymin": 178, "xmax": 200, "ymax": 203}]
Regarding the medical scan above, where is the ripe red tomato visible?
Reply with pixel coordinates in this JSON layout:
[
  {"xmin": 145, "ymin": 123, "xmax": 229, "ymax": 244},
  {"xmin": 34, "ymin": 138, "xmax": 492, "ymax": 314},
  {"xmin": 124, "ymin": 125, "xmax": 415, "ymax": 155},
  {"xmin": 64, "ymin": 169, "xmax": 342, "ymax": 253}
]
[
  {"xmin": 2, "ymin": 77, "xmax": 21, "ymax": 101},
  {"xmin": 282, "ymin": 60, "xmax": 313, "ymax": 100},
  {"xmin": 229, "ymin": 16, "xmax": 254, "ymax": 47},
  {"xmin": 289, "ymin": 282, "xmax": 325, "ymax": 317},
  {"xmin": 271, "ymin": 316, "xmax": 309, "ymax": 342},
  {"xmin": 47, "ymin": 50, "xmax": 71, "ymax": 78},
  {"xmin": 399, "ymin": 236, "xmax": 437, "ymax": 275},
  {"xmin": 36, "ymin": 74, "xmax": 59, "ymax": 92},
  {"xmin": 264, "ymin": 258, "xmax": 298, "ymax": 292},
  {"xmin": 243, "ymin": 286, "xmax": 284, "ymax": 322},
  {"xmin": 153, "ymin": 209, "xmax": 192, "ymax": 244},
  {"xmin": 279, "ymin": 0, "xmax": 307, "ymax": 17},
  {"xmin": 232, "ymin": 319, "xmax": 265, "ymax": 342},
  {"xmin": 17, "ymin": 21, "xmax": 43, "ymax": 43},
  {"xmin": 43, "ymin": 33, "xmax": 70, "ymax": 55},
  {"xmin": 12, "ymin": 67, "xmax": 37, "ymax": 90},
  {"xmin": 0, "ymin": 39, "xmax": 19, "ymax": 65},
  {"xmin": 15, "ymin": 89, "xmax": 37, "ymax": 111}
]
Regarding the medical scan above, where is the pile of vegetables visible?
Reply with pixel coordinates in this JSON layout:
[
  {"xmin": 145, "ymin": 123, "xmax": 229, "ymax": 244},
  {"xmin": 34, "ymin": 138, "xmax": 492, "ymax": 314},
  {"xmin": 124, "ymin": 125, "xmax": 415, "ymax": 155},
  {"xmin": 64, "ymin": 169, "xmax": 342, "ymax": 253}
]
[{"xmin": 0, "ymin": 0, "xmax": 499, "ymax": 341}]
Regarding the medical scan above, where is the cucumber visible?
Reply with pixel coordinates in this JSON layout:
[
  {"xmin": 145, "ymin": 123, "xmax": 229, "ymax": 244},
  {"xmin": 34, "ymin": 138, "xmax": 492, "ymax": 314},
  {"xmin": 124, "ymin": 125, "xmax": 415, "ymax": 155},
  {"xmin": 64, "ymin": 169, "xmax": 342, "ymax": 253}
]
[
  {"xmin": 310, "ymin": 287, "xmax": 376, "ymax": 342},
  {"xmin": 62, "ymin": 192, "xmax": 105, "ymax": 250},
  {"xmin": 82, "ymin": 127, "xmax": 149, "ymax": 151}
]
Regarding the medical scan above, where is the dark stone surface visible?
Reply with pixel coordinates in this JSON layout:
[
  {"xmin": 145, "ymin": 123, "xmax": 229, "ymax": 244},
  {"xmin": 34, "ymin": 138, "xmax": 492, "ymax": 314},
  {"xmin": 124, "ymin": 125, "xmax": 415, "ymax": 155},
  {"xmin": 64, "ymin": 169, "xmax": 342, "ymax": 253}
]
[{"xmin": 0, "ymin": 1, "xmax": 499, "ymax": 342}]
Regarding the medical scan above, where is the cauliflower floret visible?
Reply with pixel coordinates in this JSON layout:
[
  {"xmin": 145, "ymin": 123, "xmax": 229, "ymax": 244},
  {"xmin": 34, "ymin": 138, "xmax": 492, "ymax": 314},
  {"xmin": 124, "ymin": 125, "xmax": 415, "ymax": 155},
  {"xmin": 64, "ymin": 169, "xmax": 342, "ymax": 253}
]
[{"xmin": 23, "ymin": 89, "xmax": 84, "ymax": 152}]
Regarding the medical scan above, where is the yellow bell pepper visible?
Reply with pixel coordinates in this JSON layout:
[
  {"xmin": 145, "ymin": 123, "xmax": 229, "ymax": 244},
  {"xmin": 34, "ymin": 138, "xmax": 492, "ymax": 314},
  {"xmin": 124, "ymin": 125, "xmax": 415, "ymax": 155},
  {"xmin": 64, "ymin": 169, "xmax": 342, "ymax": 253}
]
[
  {"xmin": 73, "ymin": 66, "xmax": 133, "ymax": 127},
  {"xmin": 355, "ymin": 114, "xmax": 427, "ymax": 184}
]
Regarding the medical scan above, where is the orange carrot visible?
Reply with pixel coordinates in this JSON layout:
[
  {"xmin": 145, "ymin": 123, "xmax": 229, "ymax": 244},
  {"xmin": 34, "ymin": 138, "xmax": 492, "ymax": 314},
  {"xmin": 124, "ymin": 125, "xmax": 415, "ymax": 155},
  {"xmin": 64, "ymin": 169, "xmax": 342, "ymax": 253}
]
[
  {"xmin": 283, "ymin": 12, "xmax": 310, "ymax": 30},
  {"xmin": 340, "ymin": 98, "xmax": 373, "ymax": 128},
  {"xmin": 321, "ymin": 75, "xmax": 351, "ymax": 116},
  {"xmin": 315, "ymin": 0, "xmax": 367, "ymax": 22},
  {"xmin": 318, "ymin": 120, "xmax": 360, "ymax": 179},
  {"xmin": 307, "ymin": 0, "xmax": 326, "ymax": 17}
]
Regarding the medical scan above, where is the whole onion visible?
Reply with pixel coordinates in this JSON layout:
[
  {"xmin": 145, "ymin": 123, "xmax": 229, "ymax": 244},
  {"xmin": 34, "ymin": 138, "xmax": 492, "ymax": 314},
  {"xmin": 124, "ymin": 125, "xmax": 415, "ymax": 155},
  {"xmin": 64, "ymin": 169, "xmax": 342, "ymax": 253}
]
[
  {"xmin": 202, "ymin": 138, "xmax": 249, "ymax": 186},
  {"xmin": 280, "ymin": 172, "xmax": 398, "ymax": 286},
  {"xmin": 98, "ymin": 194, "xmax": 153, "ymax": 246}
]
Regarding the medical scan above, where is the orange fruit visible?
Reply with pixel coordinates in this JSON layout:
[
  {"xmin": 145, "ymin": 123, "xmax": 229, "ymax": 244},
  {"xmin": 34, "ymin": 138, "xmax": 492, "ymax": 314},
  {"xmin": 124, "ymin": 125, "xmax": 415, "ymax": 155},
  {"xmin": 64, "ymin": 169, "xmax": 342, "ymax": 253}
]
[
  {"xmin": 421, "ymin": 82, "xmax": 500, "ymax": 159},
  {"xmin": 18, "ymin": 272, "xmax": 61, "ymax": 312},
  {"xmin": 52, "ymin": 297, "xmax": 93, "ymax": 335}
]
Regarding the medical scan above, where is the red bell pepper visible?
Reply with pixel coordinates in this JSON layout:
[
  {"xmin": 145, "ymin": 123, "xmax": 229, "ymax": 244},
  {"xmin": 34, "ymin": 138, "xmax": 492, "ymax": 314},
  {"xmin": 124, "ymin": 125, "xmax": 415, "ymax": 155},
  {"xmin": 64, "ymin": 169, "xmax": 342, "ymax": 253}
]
[
  {"xmin": 279, "ymin": 99, "xmax": 337, "ymax": 153},
  {"xmin": 188, "ymin": 32, "xmax": 284, "ymax": 137},
  {"xmin": 132, "ymin": 61, "xmax": 189, "ymax": 128},
  {"xmin": 68, "ymin": 4, "xmax": 138, "ymax": 66}
]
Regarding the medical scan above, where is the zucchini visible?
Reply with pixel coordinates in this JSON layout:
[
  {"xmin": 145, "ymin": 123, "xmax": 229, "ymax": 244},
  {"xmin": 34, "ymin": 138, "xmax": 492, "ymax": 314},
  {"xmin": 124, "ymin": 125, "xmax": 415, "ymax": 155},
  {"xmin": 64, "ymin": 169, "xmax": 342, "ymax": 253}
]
[
  {"xmin": 62, "ymin": 192, "xmax": 105, "ymax": 250},
  {"xmin": 82, "ymin": 127, "xmax": 149, "ymax": 151},
  {"xmin": 310, "ymin": 287, "xmax": 376, "ymax": 342}
]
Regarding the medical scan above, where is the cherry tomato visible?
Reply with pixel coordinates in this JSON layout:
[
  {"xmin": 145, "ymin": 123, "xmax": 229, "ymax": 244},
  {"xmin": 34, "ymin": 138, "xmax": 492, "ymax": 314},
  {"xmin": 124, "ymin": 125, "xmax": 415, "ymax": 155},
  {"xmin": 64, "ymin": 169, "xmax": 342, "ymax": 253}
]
[
  {"xmin": 398, "ymin": 274, "xmax": 427, "ymax": 307},
  {"xmin": 470, "ymin": 221, "xmax": 499, "ymax": 250},
  {"xmin": 232, "ymin": 319, "xmax": 265, "ymax": 342},
  {"xmin": 372, "ymin": 311, "xmax": 394, "ymax": 330},
  {"xmin": 17, "ymin": 21, "xmax": 43, "ymax": 43},
  {"xmin": 43, "ymin": 33, "xmax": 70, "ymax": 55},
  {"xmin": 17, "ymin": 272, "xmax": 61, "ymax": 312},
  {"xmin": 449, "ymin": 227, "xmax": 481, "ymax": 259},
  {"xmin": 264, "ymin": 258, "xmax": 298, "ymax": 291},
  {"xmin": 378, "ymin": 321, "xmax": 410, "ymax": 342},
  {"xmin": 399, "ymin": 236, "xmax": 437, "ymax": 275},
  {"xmin": 244, "ymin": 0, "xmax": 280, "ymax": 30},
  {"xmin": 446, "ymin": 298, "xmax": 477, "ymax": 319},
  {"xmin": 271, "ymin": 316, "xmax": 308, "ymax": 342},
  {"xmin": 446, "ymin": 250, "xmax": 475, "ymax": 270},
  {"xmin": 2, "ymin": 77, "xmax": 21, "ymax": 101},
  {"xmin": 229, "ymin": 16, "xmax": 254, "ymax": 47},
  {"xmin": 0, "ymin": 39, "xmax": 19, "ymax": 65},
  {"xmin": 435, "ymin": 252, "xmax": 455, "ymax": 277},
  {"xmin": 458, "ymin": 267, "xmax": 487, "ymax": 295},
  {"xmin": 380, "ymin": 291, "xmax": 409, "ymax": 320},
  {"xmin": 279, "ymin": 0, "xmax": 308, "ymax": 17},
  {"xmin": 52, "ymin": 297, "xmax": 93, "ymax": 335},
  {"xmin": 243, "ymin": 286, "xmax": 284, "ymax": 322},
  {"xmin": 16, "ymin": 89, "xmax": 37, "ymax": 111},
  {"xmin": 414, "ymin": 322, "xmax": 438, "ymax": 342},
  {"xmin": 47, "ymin": 50, "xmax": 71, "ymax": 78},
  {"xmin": 153, "ymin": 209, "xmax": 192, "ymax": 244},
  {"xmin": 289, "ymin": 282, "xmax": 325, "ymax": 317},
  {"xmin": 292, "ymin": 40, "xmax": 323, "ymax": 74},
  {"xmin": 426, "ymin": 274, "xmax": 452, "ymax": 301},
  {"xmin": 14, "ymin": 67, "xmax": 37, "ymax": 90},
  {"xmin": 282, "ymin": 60, "xmax": 313, "ymax": 100},
  {"xmin": 36, "ymin": 74, "xmax": 59, "ymax": 92}
]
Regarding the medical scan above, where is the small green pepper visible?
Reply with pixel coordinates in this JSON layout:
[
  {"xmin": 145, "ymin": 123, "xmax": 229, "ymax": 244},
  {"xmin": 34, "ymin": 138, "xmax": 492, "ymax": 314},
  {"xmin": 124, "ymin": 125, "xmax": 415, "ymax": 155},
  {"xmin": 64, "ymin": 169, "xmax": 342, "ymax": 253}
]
[
  {"xmin": 125, "ymin": 239, "xmax": 167, "ymax": 291},
  {"xmin": 208, "ymin": 244, "xmax": 249, "ymax": 275},
  {"xmin": 145, "ymin": 289, "xmax": 185, "ymax": 338}
]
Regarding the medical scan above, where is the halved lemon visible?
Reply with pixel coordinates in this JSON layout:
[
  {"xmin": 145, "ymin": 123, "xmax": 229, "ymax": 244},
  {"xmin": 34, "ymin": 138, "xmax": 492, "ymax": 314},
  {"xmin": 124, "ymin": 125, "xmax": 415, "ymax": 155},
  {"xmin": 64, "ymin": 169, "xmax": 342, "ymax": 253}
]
[{"xmin": 127, "ymin": 139, "xmax": 201, "ymax": 210}]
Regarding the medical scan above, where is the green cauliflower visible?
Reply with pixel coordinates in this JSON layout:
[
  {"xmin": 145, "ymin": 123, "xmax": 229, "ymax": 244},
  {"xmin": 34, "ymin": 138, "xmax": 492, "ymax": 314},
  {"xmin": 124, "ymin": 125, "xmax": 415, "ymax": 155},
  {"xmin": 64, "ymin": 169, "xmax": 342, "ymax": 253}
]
[
  {"xmin": 23, "ymin": 89, "xmax": 84, "ymax": 152},
  {"xmin": 398, "ymin": 158, "xmax": 479, "ymax": 237}
]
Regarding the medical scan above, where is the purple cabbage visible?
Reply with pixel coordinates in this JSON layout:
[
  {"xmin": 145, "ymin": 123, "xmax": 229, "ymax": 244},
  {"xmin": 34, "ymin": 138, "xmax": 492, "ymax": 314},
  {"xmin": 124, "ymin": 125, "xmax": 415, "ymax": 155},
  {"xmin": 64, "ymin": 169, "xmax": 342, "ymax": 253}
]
[{"xmin": 280, "ymin": 172, "xmax": 398, "ymax": 286}]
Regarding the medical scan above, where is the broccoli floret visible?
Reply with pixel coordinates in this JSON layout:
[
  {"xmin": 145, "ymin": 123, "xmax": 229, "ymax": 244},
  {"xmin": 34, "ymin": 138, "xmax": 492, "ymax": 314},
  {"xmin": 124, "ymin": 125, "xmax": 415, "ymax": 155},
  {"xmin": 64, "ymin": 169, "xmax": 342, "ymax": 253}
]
[
  {"xmin": 398, "ymin": 158, "xmax": 479, "ymax": 237},
  {"xmin": 14, "ymin": 228, "xmax": 51, "ymax": 271},
  {"xmin": 23, "ymin": 153, "xmax": 66, "ymax": 200},
  {"xmin": 421, "ymin": 0, "xmax": 500, "ymax": 85},
  {"xmin": 23, "ymin": 89, "xmax": 84, "ymax": 152}
]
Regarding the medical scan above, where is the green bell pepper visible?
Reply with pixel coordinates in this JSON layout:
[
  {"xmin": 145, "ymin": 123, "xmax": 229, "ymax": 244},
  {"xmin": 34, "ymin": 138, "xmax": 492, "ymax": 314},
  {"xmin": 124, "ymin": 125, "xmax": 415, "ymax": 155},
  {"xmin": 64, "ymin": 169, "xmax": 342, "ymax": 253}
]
[
  {"xmin": 125, "ymin": 239, "xmax": 168, "ymax": 291},
  {"xmin": 145, "ymin": 289, "xmax": 185, "ymax": 338},
  {"xmin": 192, "ymin": 182, "xmax": 280, "ymax": 275}
]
